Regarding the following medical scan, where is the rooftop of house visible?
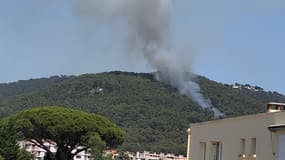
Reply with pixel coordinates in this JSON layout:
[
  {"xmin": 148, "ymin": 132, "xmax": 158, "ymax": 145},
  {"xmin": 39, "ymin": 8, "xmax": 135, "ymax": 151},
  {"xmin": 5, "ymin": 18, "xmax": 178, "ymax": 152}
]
[
  {"xmin": 267, "ymin": 102, "xmax": 285, "ymax": 106},
  {"xmin": 191, "ymin": 108, "xmax": 285, "ymax": 127}
]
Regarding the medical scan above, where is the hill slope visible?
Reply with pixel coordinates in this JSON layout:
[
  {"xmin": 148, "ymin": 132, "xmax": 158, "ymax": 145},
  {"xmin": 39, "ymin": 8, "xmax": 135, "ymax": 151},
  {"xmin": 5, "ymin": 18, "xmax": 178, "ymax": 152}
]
[
  {"xmin": 0, "ymin": 71, "xmax": 284, "ymax": 155},
  {"xmin": 0, "ymin": 75, "xmax": 72, "ymax": 99}
]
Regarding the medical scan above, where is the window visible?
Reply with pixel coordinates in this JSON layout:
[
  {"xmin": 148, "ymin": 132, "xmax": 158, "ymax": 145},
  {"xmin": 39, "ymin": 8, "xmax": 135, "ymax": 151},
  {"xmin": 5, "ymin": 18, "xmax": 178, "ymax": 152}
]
[
  {"xmin": 210, "ymin": 142, "xmax": 222, "ymax": 160},
  {"xmin": 200, "ymin": 142, "xmax": 206, "ymax": 160},
  {"xmin": 239, "ymin": 138, "xmax": 246, "ymax": 158},
  {"xmin": 250, "ymin": 138, "xmax": 256, "ymax": 158}
]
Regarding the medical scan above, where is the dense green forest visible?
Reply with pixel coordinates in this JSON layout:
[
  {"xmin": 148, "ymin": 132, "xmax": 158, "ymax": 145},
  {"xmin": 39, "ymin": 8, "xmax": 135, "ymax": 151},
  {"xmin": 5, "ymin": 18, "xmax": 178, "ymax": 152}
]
[{"xmin": 0, "ymin": 71, "xmax": 284, "ymax": 155}]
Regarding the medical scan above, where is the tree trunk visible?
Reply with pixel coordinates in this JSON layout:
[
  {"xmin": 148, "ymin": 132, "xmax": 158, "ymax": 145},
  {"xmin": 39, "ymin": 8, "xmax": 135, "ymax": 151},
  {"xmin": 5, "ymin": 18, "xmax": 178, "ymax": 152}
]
[
  {"xmin": 43, "ymin": 151, "xmax": 56, "ymax": 160},
  {"xmin": 55, "ymin": 148, "xmax": 73, "ymax": 160}
]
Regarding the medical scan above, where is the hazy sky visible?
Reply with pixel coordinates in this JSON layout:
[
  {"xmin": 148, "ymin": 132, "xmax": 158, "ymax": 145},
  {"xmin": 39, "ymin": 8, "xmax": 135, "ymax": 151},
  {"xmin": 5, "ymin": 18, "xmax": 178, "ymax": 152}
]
[{"xmin": 0, "ymin": 0, "xmax": 284, "ymax": 94}]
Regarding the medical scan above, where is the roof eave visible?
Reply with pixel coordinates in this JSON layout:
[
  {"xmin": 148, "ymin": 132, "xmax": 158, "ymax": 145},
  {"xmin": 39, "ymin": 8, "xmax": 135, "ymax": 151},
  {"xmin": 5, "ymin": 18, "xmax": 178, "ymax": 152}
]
[{"xmin": 268, "ymin": 124, "xmax": 285, "ymax": 132}]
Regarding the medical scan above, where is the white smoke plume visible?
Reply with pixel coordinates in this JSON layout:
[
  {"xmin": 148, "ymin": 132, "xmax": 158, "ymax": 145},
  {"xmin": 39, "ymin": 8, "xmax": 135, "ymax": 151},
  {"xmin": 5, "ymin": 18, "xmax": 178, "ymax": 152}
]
[{"xmin": 72, "ymin": 0, "xmax": 224, "ymax": 117}]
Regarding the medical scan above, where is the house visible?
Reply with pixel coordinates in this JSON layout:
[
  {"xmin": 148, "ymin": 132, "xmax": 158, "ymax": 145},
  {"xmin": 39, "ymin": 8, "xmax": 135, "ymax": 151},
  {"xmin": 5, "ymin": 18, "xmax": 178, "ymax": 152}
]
[
  {"xmin": 19, "ymin": 140, "xmax": 186, "ymax": 160},
  {"xmin": 19, "ymin": 141, "xmax": 92, "ymax": 160},
  {"xmin": 187, "ymin": 102, "xmax": 285, "ymax": 160},
  {"xmin": 131, "ymin": 151, "xmax": 186, "ymax": 160}
]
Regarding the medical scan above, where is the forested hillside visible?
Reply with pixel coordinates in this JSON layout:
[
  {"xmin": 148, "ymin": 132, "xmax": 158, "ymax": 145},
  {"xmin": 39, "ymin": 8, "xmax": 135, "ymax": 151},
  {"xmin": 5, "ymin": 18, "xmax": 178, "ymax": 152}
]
[
  {"xmin": 0, "ymin": 71, "xmax": 284, "ymax": 155},
  {"xmin": 0, "ymin": 75, "xmax": 72, "ymax": 99}
]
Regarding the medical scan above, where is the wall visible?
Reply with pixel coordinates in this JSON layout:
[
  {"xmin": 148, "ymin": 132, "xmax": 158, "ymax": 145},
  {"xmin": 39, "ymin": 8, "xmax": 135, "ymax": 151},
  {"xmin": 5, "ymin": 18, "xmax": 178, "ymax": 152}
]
[{"xmin": 189, "ymin": 111, "xmax": 285, "ymax": 160}]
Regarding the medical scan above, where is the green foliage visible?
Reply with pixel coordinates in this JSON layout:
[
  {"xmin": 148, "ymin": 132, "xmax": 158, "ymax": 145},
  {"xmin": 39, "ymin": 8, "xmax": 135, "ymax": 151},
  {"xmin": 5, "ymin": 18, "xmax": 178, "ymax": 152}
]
[
  {"xmin": 102, "ymin": 154, "xmax": 114, "ymax": 160},
  {"xmin": 0, "ymin": 118, "xmax": 20, "ymax": 160},
  {"xmin": 1, "ymin": 107, "xmax": 124, "ymax": 160},
  {"xmin": 198, "ymin": 76, "xmax": 285, "ymax": 117},
  {"xmin": 0, "ymin": 155, "xmax": 4, "ymax": 160},
  {"xmin": 114, "ymin": 151, "xmax": 130, "ymax": 160},
  {"xmin": 16, "ymin": 149, "xmax": 33, "ymax": 160},
  {"xmin": 0, "ymin": 120, "xmax": 32, "ymax": 160},
  {"xmin": 88, "ymin": 132, "xmax": 106, "ymax": 160},
  {"xmin": 0, "ymin": 71, "xmax": 284, "ymax": 155},
  {"xmin": 0, "ymin": 75, "xmax": 71, "ymax": 99}
]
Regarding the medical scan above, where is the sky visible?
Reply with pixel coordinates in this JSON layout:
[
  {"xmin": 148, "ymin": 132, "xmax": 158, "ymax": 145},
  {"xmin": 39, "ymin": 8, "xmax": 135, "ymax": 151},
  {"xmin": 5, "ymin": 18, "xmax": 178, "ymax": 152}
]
[{"xmin": 0, "ymin": 0, "xmax": 284, "ymax": 94}]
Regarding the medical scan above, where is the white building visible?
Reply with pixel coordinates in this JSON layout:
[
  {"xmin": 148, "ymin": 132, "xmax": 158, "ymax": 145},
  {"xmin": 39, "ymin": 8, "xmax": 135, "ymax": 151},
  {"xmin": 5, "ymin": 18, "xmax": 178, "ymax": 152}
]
[
  {"xmin": 188, "ymin": 102, "xmax": 285, "ymax": 160},
  {"xmin": 20, "ymin": 140, "xmax": 185, "ymax": 160},
  {"xmin": 131, "ymin": 151, "xmax": 186, "ymax": 160},
  {"xmin": 19, "ymin": 141, "xmax": 92, "ymax": 160}
]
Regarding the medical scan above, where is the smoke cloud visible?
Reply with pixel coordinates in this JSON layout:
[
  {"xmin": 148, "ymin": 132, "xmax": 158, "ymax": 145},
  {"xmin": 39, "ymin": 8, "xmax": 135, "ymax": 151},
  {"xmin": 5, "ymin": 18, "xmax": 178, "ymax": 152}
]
[{"xmin": 72, "ymin": 0, "xmax": 224, "ymax": 117}]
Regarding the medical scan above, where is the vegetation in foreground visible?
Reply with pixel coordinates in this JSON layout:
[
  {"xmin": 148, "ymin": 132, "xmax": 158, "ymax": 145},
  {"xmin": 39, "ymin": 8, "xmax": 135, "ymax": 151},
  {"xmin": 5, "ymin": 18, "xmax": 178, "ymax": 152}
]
[{"xmin": 0, "ymin": 107, "xmax": 125, "ymax": 160}]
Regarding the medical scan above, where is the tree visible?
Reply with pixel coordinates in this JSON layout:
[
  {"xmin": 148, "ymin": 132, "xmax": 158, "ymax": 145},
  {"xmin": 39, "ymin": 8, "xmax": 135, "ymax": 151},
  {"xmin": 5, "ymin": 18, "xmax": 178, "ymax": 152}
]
[
  {"xmin": 1, "ymin": 107, "xmax": 125, "ymax": 160},
  {"xmin": 88, "ymin": 132, "xmax": 107, "ymax": 160},
  {"xmin": 16, "ymin": 149, "xmax": 33, "ymax": 160},
  {"xmin": 0, "ymin": 118, "xmax": 20, "ymax": 160}
]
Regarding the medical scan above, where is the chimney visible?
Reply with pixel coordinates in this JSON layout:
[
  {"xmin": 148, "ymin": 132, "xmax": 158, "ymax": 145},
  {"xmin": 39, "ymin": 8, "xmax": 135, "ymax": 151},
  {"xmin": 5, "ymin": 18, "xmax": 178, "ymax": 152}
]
[{"xmin": 266, "ymin": 102, "xmax": 285, "ymax": 113}]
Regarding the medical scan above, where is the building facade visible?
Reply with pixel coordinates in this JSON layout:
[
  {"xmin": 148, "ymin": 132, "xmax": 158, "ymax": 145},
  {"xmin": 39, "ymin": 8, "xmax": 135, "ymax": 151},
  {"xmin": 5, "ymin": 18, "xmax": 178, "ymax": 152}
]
[
  {"xmin": 188, "ymin": 102, "xmax": 285, "ymax": 160},
  {"xmin": 19, "ymin": 141, "xmax": 186, "ymax": 160},
  {"xmin": 130, "ymin": 151, "xmax": 186, "ymax": 160},
  {"xmin": 19, "ymin": 141, "xmax": 92, "ymax": 160}
]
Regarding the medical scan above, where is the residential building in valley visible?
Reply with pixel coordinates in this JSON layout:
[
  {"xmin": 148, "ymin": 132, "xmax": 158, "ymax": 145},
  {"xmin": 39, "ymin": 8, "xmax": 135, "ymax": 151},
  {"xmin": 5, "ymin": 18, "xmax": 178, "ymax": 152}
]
[
  {"xmin": 19, "ymin": 140, "xmax": 186, "ymax": 160},
  {"xmin": 19, "ymin": 141, "xmax": 92, "ymax": 160}
]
